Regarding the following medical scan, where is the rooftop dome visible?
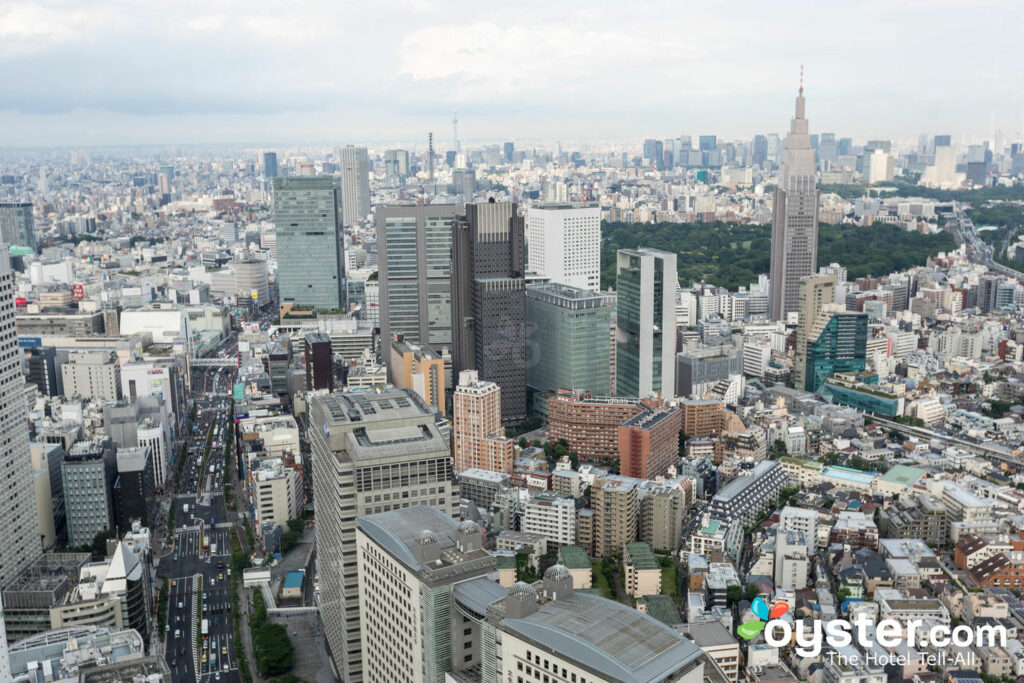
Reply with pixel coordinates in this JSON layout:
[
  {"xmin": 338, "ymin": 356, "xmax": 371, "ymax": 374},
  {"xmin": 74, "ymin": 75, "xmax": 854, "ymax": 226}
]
[
  {"xmin": 416, "ymin": 529, "xmax": 439, "ymax": 545},
  {"xmin": 507, "ymin": 581, "xmax": 537, "ymax": 601},
  {"xmin": 457, "ymin": 520, "xmax": 480, "ymax": 534},
  {"xmin": 544, "ymin": 564, "xmax": 570, "ymax": 582}
]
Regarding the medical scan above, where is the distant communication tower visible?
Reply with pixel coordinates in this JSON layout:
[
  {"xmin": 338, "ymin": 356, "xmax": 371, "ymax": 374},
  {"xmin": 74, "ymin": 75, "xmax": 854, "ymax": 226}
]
[
  {"xmin": 428, "ymin": 132, "xmax": 434, "ymax": 181},
  {"xmin": 452, "ymin": 109, "xmax": 459, "ymax": 154}
]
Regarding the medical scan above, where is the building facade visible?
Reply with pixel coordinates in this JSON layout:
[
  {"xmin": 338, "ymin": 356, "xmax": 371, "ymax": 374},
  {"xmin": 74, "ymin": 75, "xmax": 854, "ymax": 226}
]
[
  {"xmin": 616, "ymin": 248, "xmax": 677, "ymax": 398},
  {"xmin": 769, "ymin": 86, "xmax": 819, "ymax": 321},
  {"xmin": 525, "ymin": 203, "xmax": 601, "ymax": 291},
  {"xmin": 452, "ymin": 370, "xmax": 515, "ymax": 473},
  {"xmin": 273, "ymin": 176, "xmax": 345, "ymax": 310},
  {"xmin": 309, "ymin": 389, "xmax": 458, "ymax": 683},
  {"xmin": 339, "ymin": 145, "xmax": 371, "ymax": 225}
]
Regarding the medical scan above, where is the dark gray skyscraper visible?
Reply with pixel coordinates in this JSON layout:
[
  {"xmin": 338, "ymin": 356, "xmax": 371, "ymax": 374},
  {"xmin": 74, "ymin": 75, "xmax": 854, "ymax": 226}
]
[
  {"xmin": 259, "ymin": 151, "xmax": 278, "ymax": 178},
  {"xmin": 339, "ymin": 145, "xmax": 371, "ymax": 225},
  {"xmin": 451, "ymin": 201, "xmax": 527, "ymax": 424},
  {"xmin": 376, "ymin": 204, "xmax": 460, "ymax": 351},
  {"xmin": 769, "ymin": 81, "xmax": 819, "ymax": 321},
  {"xmin": 0, "ymin": 202, "xmax": 37, "ymax": 251},
  {"xmin": 503, "ymin": 141, "xmax": 515, "ymax": 163},
  {"xmin": 273, "ymin": 176, "xmax": 345, "ymax": 311}
]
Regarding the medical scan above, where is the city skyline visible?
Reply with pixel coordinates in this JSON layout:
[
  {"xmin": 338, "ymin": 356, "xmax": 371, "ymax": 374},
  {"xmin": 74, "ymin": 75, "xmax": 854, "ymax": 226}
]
[{"xmin": 1, "ymin": 1, "xmax": 1022, "ymax": 147}]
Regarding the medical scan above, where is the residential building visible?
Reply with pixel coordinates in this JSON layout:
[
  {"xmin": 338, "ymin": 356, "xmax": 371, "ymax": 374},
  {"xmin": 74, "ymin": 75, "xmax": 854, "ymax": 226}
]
[
  {"xmin": 355, "ymin": 507, "xmax": 494, "ymax": 683},
  {"xmin": 522, "ymin": 492, "xmax": 576, "ymax": 547},
  {"xmin": 547, "ymin": 390, "xmax": 649, "ymax": 461},
  {"xmin": 451, "ymin": 201, "xmax": 527, "ymax": 423},
  {"xmin": 769, "ymin": 86, "xmax": 819, "ymax": 321},
  {"xmin": 708, "ymin": 461, "xmax": 786, "ymax": 526},
  {"xmin": 31, "ymin": 442, "xmax": 65, "ymax": 549},
  {"xmin": 456, "ymin": 468, "xmax": 509, "ymax": 509},
  {"xmin": 617, "ymin": 406, "xmax": 682, "ymax": 479},
  {"xmin": 309, "ymin": 389, "xmax": 458, "ymax": 683},
  {"xmin": 616, "ymin": 248, "xmax": 677, "ymax": 398},
  {"xmin": 682, "ymin": 399, "xmax": 725, "ymax": 438},
  {"xmin": 676, "ymin": 622, "xmax": 742, "ymax": 683},
  {"xmin": 339, "ymin": 145, "xmax": 371, "ymax": 225},
  {"xmin": 774, "ymin": 530, "xmax": 809, "ymax": 590},
  {"xmin": 525, "ymin": 282, "xmax": 612, "ymax": 396},
  {"xmin": 389, "ymin": 334, "xmax": 446, "ymax": 416},
  {"xmin": 452, "ymin": 370, "xmax": 515, "ymax": 473},
  {"xmin": 273, "ymin": 176, "xmax": 345, "ymax": 310},
  {"xmin": 591, "ymin": 475, "xmax": 639, "ymax": 557},
  {"xmin": 526, "ymin": 203, "xmax": 601, "ymax": 291}
]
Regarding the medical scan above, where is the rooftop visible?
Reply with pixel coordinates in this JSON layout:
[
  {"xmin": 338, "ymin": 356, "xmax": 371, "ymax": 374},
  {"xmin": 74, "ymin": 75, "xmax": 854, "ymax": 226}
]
[
  {"xmin": 625, "ymin": 542, "xmax": 660, "ymax": 570},
  {"xmin": 283, "ymin": 571, "xmax": 304, "ymax": 589},
  {"xmin": 558, "ymin": 546, "xmax": 592, "ymax": 570}
]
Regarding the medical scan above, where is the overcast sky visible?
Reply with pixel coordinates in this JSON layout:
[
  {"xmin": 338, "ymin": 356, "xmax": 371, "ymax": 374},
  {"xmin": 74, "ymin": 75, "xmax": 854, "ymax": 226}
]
[{"xmin": 1, "ymin": 0, "xmax": 1022, "ymax": 148}]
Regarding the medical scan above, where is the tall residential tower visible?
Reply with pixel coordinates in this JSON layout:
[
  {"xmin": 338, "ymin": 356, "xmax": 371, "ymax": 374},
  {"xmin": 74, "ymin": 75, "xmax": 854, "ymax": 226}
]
[
  {"xmin": 339, "ymin": 145, "xmax": 371, "ymax": 225},
  {"xmin": 769, "ymin": 79, "xmax": 819, "ymax": 321},
  {"xmin": 615, "ymin": 248, "xmax": 677, "ymax": 399}
]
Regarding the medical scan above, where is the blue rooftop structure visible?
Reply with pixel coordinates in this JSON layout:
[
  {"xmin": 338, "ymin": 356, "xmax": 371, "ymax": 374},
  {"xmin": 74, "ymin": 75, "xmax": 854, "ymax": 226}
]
[{"xmin": 284, "ymin": 571, "xmax": 304, "ymax": 589}]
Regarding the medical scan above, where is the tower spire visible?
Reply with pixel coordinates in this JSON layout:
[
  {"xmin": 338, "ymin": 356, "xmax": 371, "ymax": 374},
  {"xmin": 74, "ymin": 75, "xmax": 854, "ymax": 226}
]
[{"xmin": 799, "ymin": 64, "xmax": 804, "ymax": 96}]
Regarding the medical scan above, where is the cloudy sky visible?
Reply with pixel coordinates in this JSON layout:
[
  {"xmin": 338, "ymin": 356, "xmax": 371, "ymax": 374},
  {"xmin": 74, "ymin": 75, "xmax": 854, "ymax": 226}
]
[{"xmin": 1, "ymin": 0, "xmax": 1022, "ymax": 148}]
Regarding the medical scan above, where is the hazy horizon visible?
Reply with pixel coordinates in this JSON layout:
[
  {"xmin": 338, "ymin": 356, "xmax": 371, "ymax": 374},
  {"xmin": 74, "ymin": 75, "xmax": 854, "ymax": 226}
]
[{"xmin": 2, "ymin": 0, "xmax": 1022, "ymax": 148}]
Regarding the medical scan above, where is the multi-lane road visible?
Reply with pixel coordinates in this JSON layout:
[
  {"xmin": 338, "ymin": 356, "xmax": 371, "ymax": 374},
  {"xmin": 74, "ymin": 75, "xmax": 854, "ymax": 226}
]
[{"xmin": 160, "ymin": 328, "xmax": 242, "ymax": 682}]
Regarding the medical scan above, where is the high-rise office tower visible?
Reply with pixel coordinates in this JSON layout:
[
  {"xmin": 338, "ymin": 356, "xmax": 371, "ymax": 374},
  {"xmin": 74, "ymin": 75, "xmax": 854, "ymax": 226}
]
[
  {"xmin": 62, "ymin": 438, "xmax": 116, "ymax": 548},
  {"xmin": 752, "ymin": 135, "xmax": 768, "ymax": 165},
  {"xmin": 259, "ymin": 151, "xmax": 278, "ymax": 178},
  {"xmin": 339, "ymin": 145, "xmax": 371, "ymax": 225},
  {"xmin": 769, "ymin": 81, "xmax": 819, "ymax": 321},
  {"xmin": 642, "ymin": 139, "xmax": 664, "ymax": 168},
  {"xmin": 309, "ymin": 389, "xmax": 458, "ymax": 683},
  {"xmin": 355, "ymin": 506, "xmax": 494, "ymax": 683},
  {"xmin": 376, "ymin": 204, "xmax": 460, "ymax": 374},
  {"xmin": 0, "ymin": 202, "xmax": 37, "ymax": 251},
  {"xmin": 451, "ymin": 201, "xmax": 527, "ymax": 423},
  {"xmin": 384, "ymin": 149, "xmax": 409, "ymax": 176},
  {"xmin": 503, "ymin": 141, "xmax": 515, "ymax": 163},
  {"xmin": 0, "ymin": 247, "xmax": 41, "ymax": 586},
  {"xmin": 273, "ymin": 176, "xmax": 345, "ymax": 310},
  {"xmin": 525, "ymin": 283, "xmax": 612, "ymax": 395},
  {"xmin": 526, "ymin": 203, "xmax": 601, "ymax": 291},
  {"xmin": 793, "ymin": 274, "xmax": 836, "ymax": 392},
  {"xmin": 452, "ymin": 369, "xmax": 514, "ymax": 473},
  {"xmin": 615, "ymin": 248, "xmax": 677, "ymax": 398}
]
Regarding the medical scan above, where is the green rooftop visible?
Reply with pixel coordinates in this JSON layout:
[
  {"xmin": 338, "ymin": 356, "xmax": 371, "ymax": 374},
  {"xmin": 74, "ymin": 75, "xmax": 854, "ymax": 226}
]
[
  {"xmin": 638, "ymin": 594, "xmax": 683, "ymax": 626},
  {"xmin": 558, "ymin": 545, "xmax": 592, "ymax": 570},
  {"xmin": 624, "ymin": 542, "xmax": 660, "ymax": 570},
  {"xmin": 575, "ymin": 588, "xmax": 605, "ymax": 597},
  {"xmin": 879, "ymin": 464, "xmax": 926, "ymax": 487}
]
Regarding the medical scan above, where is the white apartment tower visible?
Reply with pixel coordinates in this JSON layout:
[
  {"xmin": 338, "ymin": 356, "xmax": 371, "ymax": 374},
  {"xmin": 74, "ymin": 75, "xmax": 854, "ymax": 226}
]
[
  {"xmin": 339, "ymin": 145, "xmax": 371, "ymax": 225},
  {"xmin": 526, "ymin": 203, "xmax": 601, "ymax": 291},
  {"xmin": 769, "ymin": 80, "xmax": 819, "ymax": 321},
  {"xmin": 0, "ymin": 247, "xmax": 41, "ymax": 586}
]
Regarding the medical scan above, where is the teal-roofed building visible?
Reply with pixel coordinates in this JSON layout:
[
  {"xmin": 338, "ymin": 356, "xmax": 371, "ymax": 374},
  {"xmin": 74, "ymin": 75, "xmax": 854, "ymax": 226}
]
[{"xmin": 823, "ymin": 372, "xmax": 903, "ymax": 417}]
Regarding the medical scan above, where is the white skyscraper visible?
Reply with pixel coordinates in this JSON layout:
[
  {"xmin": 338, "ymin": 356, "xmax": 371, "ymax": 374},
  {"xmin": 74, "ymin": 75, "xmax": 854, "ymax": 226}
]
[
  {"xmin": 339, "ymin": 145, "xmax": 371, "ymax": 226},
  {"xmin": 526, "ymin": 203, "xmax": 601, "ymax": 291},
  {"xmin": 0, "ymin": 246, "xmax": 41, "ymax": 587},
  {"xmin": 769, "ymin": 78, "xmax": 819, "ymax": 321}
]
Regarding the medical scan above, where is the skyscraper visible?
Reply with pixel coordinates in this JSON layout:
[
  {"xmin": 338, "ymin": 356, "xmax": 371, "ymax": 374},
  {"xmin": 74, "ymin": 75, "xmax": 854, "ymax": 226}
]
[
  {"xmin": 259, "ymin": 151, "xmax": 278, "ymax": 179},
  {"xmin": 309, "ymin": 389, "xmax": 458, "ymax": 683},
  {"xmin": 0, "ymin": 247, "xmax": 41, "ymax": 586},
  {"xmin": 339, "ymin": 145, "xmax": 371, "ymax": 225},
  {"xmin": 451, "ymin": 201, "xmax": 527, "ymax": 423},
  {"xmin": 0, "ymin": 202, "xmax": 37, "ymax": 251},
  {"xmin": 525, "ymin": 282, "xmax": 612, "ymax": 395},
  {"xmin": 769, "ymin": 80, "xmax": 819, "ymax": 321},
  {"xmin": 503, "ymin": 141, "xmax": 515, "ymax": 163},
  {"xmin": 642, "ymin": 139, "xmax": 664, "ymax": 168},
  {"xmin": 793, "ymin": 274, "xmax": 836, "ymax": 391},
  {"xmin": 452, "ymin": 369, "xmax": 514, "ymax": 473},
  {"xmin": 273, "ymin": 176, "xmax": 345, "ymax": 310},
  {"xmin": 615, "ymin": 248, "xmax": 677, "ymax": 398},
  {"xmin": 376, "ymin": 204, "xmax": 460, "ymax": 360},
  {"xmin": 526, "ymin": 203, "xmax": 601, "ymax": 291}
]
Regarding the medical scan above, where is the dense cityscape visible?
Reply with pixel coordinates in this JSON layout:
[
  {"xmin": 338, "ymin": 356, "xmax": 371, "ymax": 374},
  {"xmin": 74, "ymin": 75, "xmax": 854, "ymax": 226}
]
[{"xmin": 2, "ymin": 13, "xmax": 1024, "ymax": 683}]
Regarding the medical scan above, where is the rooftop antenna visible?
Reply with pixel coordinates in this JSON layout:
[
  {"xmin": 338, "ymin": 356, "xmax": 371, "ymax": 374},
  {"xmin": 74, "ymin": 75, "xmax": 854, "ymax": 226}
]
[
  {"xmin": 799, "ymin": 64, "xmax": 804, "ymax": 96},
  {"xmin": 428, "ymin": 132, "xmax": 434, "ymax": 181}
]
